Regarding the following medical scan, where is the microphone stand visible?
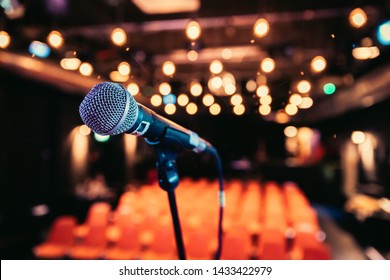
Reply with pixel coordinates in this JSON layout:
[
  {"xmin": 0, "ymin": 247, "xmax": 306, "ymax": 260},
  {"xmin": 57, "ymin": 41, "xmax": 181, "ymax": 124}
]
[{"xmin": 153, "ymin": 143, "xmax": 186, "ymax": 260}]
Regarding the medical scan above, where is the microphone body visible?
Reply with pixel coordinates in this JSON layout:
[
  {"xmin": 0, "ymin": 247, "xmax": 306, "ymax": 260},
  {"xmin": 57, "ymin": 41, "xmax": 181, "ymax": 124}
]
[{"xmin": 79, "ymin": 82, "xmax": 212, "ymax": 153}]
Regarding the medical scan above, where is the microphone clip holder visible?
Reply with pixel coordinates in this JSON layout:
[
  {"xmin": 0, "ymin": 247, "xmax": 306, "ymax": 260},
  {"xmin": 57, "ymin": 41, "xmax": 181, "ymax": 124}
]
[{"xmin": 152, "ymin": 141, "xmax": 186, "ymax": 260}]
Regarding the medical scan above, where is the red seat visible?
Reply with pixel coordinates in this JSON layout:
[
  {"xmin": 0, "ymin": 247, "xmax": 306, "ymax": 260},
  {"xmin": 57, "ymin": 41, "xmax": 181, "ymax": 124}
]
[
  {"xmin": 105, "ymin": 223, "xmax": 140, "ymax": 260},
  {"xmin": 258, "ymin": 229, "xmax": 287, "ymax": 260},
  {"xmin": 68, "ymin": 224, "xmax": 107, "ymax": 259},
  {"xmin": 33, "ymin": 215, "xmax": 77, "ymax": 259}
]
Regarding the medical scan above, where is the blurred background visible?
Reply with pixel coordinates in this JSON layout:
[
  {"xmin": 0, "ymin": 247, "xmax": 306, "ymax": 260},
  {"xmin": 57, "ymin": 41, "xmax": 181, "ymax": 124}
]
[{"xmin": 0, "ymin": 0, "xmax": 389, "ymax": 260}]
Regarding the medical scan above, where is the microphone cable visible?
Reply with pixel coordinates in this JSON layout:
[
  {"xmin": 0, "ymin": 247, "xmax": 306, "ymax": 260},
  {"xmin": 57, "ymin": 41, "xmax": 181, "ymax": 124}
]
[{"xmin": 207, "ymin": 147, "xmax": 225, "ymax": 260}]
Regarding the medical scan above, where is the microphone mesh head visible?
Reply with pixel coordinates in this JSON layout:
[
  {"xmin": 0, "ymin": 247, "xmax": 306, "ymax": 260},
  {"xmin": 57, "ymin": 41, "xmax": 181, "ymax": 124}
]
[{"xmin": 79, "ymin": 82, "xmax": 138, "ymax": 135}]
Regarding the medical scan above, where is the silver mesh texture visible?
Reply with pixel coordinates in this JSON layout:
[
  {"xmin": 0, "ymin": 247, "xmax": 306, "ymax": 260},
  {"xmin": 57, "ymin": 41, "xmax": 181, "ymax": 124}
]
[{"xmin": 79, "ymin": 82, "xmax": 138, "ymax": 135}]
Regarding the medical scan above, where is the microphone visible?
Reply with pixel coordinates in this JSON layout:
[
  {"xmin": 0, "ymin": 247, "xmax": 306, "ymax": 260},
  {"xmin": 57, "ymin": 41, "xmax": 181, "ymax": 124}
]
[{"xmin": 79, "ymin": 82, "xmax": 212, "ymax": 153}]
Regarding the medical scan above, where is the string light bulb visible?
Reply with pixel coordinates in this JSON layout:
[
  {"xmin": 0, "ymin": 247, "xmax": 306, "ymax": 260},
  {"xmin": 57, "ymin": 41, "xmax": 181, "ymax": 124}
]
[
  {"xmin": 259, "ymin": 104, "xmax": 271, "ymax": 115},
  {"xmin": 261, "ymin": 58, "xmax": 275, "ymax": 73},
  {"xmin": 186, "ymin": 102, "xmax": 198, "ymax": 115},
  {"xmin": 256, "ymin": 85, "xmax": 269, "ymax": 97},
  {"xmin": 177, "ymin": 94, "xmax": 189, "ymax": 106},
  {"xmin": 209, "ymin": 60, "xmax": 223, "ymax": 74},
  {"xmin": 159, "ymin": 82, "xmax": 171, "ymax": 95},
  {"xmin": 0, "ymin": 31, "xmax": 10, "ymax": 48},
  {"xmin": 253, "ymin": 18, "xmax": 270, "ymax": 37},
  {"xmin": 186, "ymin": 20, "xmax": 201, "ymax": 41},
  {"xmin": 209, "ymin": 103, "xmax": 221, "ymax": 115},
  {"xmin": 47, "ymin": 30, "xmax": 63, "ymax": 48},
  {"xmin": 118, "ymin": 62, "xmax": 131, "ymax": 76},
  {"xmin": 233, "ymin": 104, "xmax": 245, "ymax": 115},
  {"xmin": 190, "ymin": 82, "xmax": 203, "ymax": 96},
  {"xmin": 162, "ymin": 61, "xmax": 176, "ymax": 76},
  {"xmin": 311, "ymin": 56, "xmax": 327, "ymax": 72},
  {"xmin": 297, "ymin": 80, "xmax": 311, "ymax": 94},
  {"xmin": 150, "ymin": 94, "xmax": 162, "ymax": 107},
  {"xmin": 202, "ymin": 94, "xmax": 215, "ymax": 106},
  {"xmin": 79, "ymin": 62, "xmax": 93, "ymax": 76},
  {"xmin": 111, "ymin": 28, "xmax": 127, "ymax": 46},
  {"xmin": 349, "ymin": 8, "xmax": 367, "ymax": 28},
  {"xmin": 127, "ymin": 82, "xmax": 140, "ymax": 96}
]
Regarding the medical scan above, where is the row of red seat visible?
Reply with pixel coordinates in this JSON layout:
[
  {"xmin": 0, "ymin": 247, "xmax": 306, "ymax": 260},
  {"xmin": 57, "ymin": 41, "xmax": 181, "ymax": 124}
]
[{"xmin": 34, "ymin": 179, "xmax": 331, "ymax": 259}]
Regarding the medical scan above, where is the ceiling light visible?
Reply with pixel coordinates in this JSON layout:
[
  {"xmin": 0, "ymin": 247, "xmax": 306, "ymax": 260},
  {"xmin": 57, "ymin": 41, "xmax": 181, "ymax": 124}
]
[
  {"xmin": 349, "ymin": 8, "xmax": 367, "ymax": 28},
  {"xmin": 209, "ymin": 103, "xmax": 221, "ymax": 115},
  {"xmin": 131, "ymin": 0, "xmax": 200, "ymax": 14},
  {"xmin": 127, "ymin": 82, "xmax": 140, "ymax": 96},
  {"xmin": 177, "ymin": 94, "xmax": 189, "ymax": 106},
  {"xmin": 284, "ymin": 126, "xmax": 298, "ymax": 138},
  {"xmin": 202, "ymin": 94, "xmax": 215, "ymax": 106},
  {"xmin": 289, "ymin": 94, "xmax": 303, "ymax": 106},
  {"xmin": 299, "ymin": 97, "xmax": 313, "ymax": 109},
  {"xmin": 47, "ymin": 30, "xmax": 63, "ymax": 48},
  {"xmin": 150, "ymin": 94, "xmax": 162, "ymax": 107},
  {"xmin": 285, "ymin": 104, "xmax": 298, "ymax": 115},
  {"xmin": 233, "ymin": 104, "xmax": 245, "ymax": 115},
  {"xmin": 253, "ymin": 18, "xmax": 270, "ymax": 37},
  {"xmin": 261, "ymin": 58, "xmax": 275, "ymax": 73},
  {"xmin": 186, "ymin": 20, "xmax": 201, "ymax": 41},
  {"xmin": 162, "ymin": 60, "xmax": 176, "ymax": 76},
  {"xmin": 79, "ymin": 62, "xmax": 93, "ymax": 76},
  {"xmin": 297, "ymin": 80, "xmax": 311, "ymax": 94},
  {"xmin": 256, "ymin": 85, "xmax": 269, "ymax": 97},
  {"xmin": 186, "ymin": 102, "xmax": 198, "ymax": 115},
  {"xmin": 190, "ymin": 82, "xmax": 202, "ymax": 96},
  {"xmin": 164, "ymin": 103, "xmax": 176, "ymax": 115},
  {"xmin": 210, "ymin": 60, "xmax": 223, "ymax": 74},
  {"xmin": 118, "ymin": 62, "xmax": 131, "ymax": 76},
  {"xmin": 0, "ymin": 31, "xmax": 10, "ymax": 48},
  {"xmin": 230, "ymin": 94, "xmax": 243, "ymax": 106},
  {"xmin": 377, "ymin": 20, "xmax": 390, "ymax": 45},
  {"xmin": 159, "ymin": 82, "xmax": 171, "ymax": 95},
  {"xmin": 311, "ymin": 56, "xmax": 327, "ymax": 72},
  {"xmin": 111, "ymin": 28, "xmax": 127, "ymax": 46}
]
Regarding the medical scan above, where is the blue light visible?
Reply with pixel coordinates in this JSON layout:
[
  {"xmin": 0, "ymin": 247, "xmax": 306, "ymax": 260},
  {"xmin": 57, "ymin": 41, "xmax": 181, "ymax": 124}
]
[
  {"xmin": 377, "ymin": 20, "xmax": 390, "ymax": 46},
  {"xmin": 28, "ymin": 41, "xmax": 51, "ymax": 58},
  {"xmin": 163, "ymin": 93, "xmax": 177, "ymax": 105}
]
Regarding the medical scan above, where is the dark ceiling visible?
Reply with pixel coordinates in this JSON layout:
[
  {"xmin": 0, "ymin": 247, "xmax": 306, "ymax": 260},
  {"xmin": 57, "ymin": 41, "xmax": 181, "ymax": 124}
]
[{"xmin": 1, "ymin": 0, "xmax": 390, "ymax": 123}]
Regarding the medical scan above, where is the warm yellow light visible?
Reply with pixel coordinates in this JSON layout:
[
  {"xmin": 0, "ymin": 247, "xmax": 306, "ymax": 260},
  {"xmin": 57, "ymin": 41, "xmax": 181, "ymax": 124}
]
[
  {"xmin": 230, "ymin": 94, "xmax": 243, "ymax": 106},
  {"xmin": 187, "ymin": 50, "xmax": 198, "ymax": 61},
  {"xmin": 349, "ymin": 8, "xmax": 367, "ymax": 28},
  {"xmin": 297, "ymin": 80, "xmax": 311, "ymax": 94},
  {"xmin": 233, "ymin": 104, "xmax": 245, "ymax": 115},
  {"xmin": 253, "ymin": 18, "xmax": 270, "ymax": 37},
  {"xmin": 221, "ymin": 48, "xmax": 233, "ymax": 60},
  {"xmin": 151, "ymin": 94, "xmax": 162, "ymax": 107},
  {"xmin": 285, "ymin": 104, "xmax": 298, "ymax": 115},
  {"xmin": 109, "ymin": 71, "xmax": 129, "ymax": 82},
  {"xmin": 246, "ymin": 80, "xmax": 257, "ymax": 92},
  {"xmin": 118, "ymin": 62, "xmax": 131, "ymax": 76},
  {"xmin": 284, "ymin": 126, "xmax": 298, "ymax": 138},
  {"xmin": 289, "ymin": 93, "xmax": 303, "ymax": 106},
  {"xmin": 351, "ymin": 131, "xmax": 365, "ymax": 144},
  {"xmin": 261, "ymin": 58, "xmax": 275, "ymax": 73},
  {"xmin": 202, "ymin": 94, "xmax": 215, "ymax": 106},
  {"xmin": 259, "ymin": 104, "xmax": 271, "ymax": 115},
  {"xmin": 209, "ymin": 103, "xmax": 221, "ymax": 115},
  {"xmin": 111, "ymin": 28, "xmax": 127, "ymax": 46},
  {"xmin": 260, "ymin": 95, "xmax": 272, "ymax": 105},
  {"xmin": 225, "ymin": 84, "xmax": 236, "ymax": 95},
  {"xmin": 78, "ymin": 125, "xmax": 91, "ymax": 136},
  {"xmin": 47, "ymin": 30, "xmax": 63, "ymax": 48},
  {"xmin": 60, "ymin": 58, "xmax": 81, "ymax": 70},
  {"xmin": 186, "ymin": 102, "xmax": 198, "ymax": 115},
  {"xmin": 186, "ymin": 20, "xmax": 201, "ymax": 40},
  {"xmin": 190, "ymin": 82, "xmax": 202, "ymax": 96},
  {"xmin": 256, "ymin": 85, "xmax": 269, "ymax": 97},
  {"xmin": 275, "ymin": 111, "xmax": 290, "ymax": 123},
  {"xmin": 177, "ymin": 94, "xmax": 189, "ymax": 106},
  {"xmin": 210, "ymin": 76, "xmax": 223, "ymax": 89},
  {"xmin": 79, "ymin": 62, "xmax": 93, "ymax": 76},
  {"xmin": 159, "ymin": 82, "xmax": 171, "ymax": 95},
  {"xmin": 127, "ymin": 82, "xmax": 139, "ymax": 96},
  {"xmin": 210, "ymin": 60, "xmax": 223, "ymax": 74},
  {"xmin": 0, "ymin": 31, "xmax": 10, "ymax": 48},
  {"xmin": 299, "ymin": 97, "xmax": 313, "ymax": 109},
  {"xmin": 311, "ymin": 56, "xmax": 327, "ymax": 72},
  {"xmin": 162, "ymin": 60, "xmax": 176, "ymax": 76},
  {"xmin": 164, "ymin": 104, "xmax": 176, "ymax": 115},
  {"xmin": 352, "ymin": 47, "xmax": 380, "ymax": 60}
]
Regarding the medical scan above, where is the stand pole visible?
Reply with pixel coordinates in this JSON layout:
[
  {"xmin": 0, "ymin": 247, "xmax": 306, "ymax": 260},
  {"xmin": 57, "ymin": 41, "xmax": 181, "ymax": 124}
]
[
  {"xmin": 153, "ymin": 146, "xmax": 186, "ymax": 260},
  {"xmin": 167, "ymin": 190, "xmax": 186, "ymax": 260}
]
